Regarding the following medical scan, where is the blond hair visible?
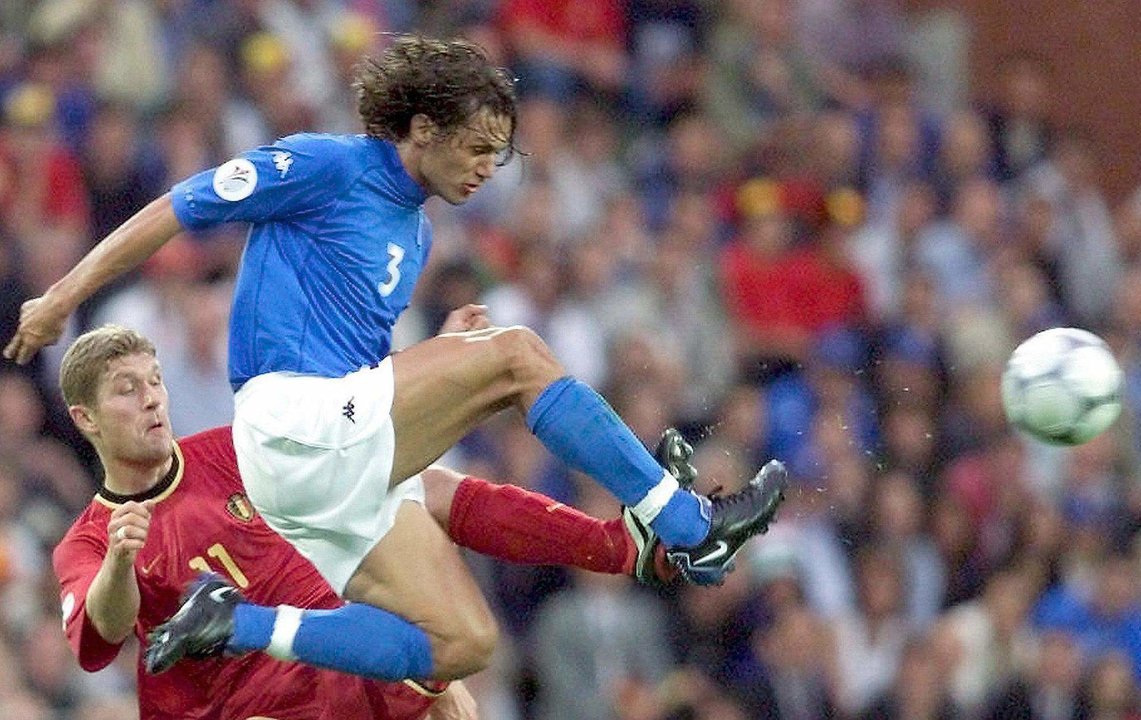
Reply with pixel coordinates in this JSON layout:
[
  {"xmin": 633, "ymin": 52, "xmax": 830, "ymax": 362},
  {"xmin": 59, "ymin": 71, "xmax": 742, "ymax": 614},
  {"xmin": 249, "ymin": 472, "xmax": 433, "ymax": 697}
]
[{"xmin": 59, "ymin": 325, "xmax": 156, "ymax": 407}]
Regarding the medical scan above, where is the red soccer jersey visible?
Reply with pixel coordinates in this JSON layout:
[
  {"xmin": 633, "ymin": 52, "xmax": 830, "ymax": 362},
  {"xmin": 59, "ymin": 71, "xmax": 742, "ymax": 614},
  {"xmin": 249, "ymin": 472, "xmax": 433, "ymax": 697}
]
[{"xmin": 53, "ymin": 427, "xmax": 436, "ymax": 720}]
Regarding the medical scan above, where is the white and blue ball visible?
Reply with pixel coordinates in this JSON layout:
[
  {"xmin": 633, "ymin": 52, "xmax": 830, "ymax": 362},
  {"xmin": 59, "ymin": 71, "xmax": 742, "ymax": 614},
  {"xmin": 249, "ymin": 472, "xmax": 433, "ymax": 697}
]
[{"xmin": 1001, "ymin": 327, "xmax": 1124, "ymax": 446}]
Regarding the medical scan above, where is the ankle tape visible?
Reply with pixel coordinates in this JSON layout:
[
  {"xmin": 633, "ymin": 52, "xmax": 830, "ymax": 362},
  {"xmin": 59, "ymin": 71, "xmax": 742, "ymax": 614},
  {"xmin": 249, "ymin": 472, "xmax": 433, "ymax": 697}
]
[{"xmin": 631, "ymin": 471, "xmax": 680, "ymax": 525}]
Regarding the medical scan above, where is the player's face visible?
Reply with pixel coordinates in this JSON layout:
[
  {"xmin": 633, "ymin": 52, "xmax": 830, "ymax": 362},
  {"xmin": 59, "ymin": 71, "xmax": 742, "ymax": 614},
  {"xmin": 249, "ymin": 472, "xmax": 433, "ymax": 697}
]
[
  {"xmin": 419, "ymin": 108, "xmax": 511, "ymax": 205},
  {"xmin": 89, "ymin": 353, "xmax": 174, "ymax": 464}
]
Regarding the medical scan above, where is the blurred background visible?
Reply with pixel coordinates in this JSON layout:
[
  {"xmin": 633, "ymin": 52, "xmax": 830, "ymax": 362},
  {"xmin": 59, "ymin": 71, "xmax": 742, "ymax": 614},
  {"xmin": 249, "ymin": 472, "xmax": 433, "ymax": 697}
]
[{"xmin": 2, "ymin": 1, "xmax": 1141, "ymax": 718}]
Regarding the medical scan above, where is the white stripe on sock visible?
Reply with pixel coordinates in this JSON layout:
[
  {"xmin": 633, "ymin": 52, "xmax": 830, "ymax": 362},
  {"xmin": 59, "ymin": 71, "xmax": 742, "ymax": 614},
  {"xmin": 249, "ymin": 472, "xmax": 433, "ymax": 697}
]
[
  {"xmin": 266, "ymin": 605, "xmax": 304, "ymax": 661},
  {"xmin": 631, "ymin": 471, "xmax": 680, "ymax": 525}
]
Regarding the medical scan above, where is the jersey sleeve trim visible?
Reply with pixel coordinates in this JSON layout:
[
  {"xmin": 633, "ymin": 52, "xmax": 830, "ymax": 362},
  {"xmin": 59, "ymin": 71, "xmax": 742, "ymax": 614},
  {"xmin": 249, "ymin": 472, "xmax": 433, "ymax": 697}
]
[
  {"xmin": 72, "ymin": 604, "xmax": 126, "ymax": 671},
  {"xmin": 403, "ymin": 679, "xmax": 450, "ymax": 697},
  {"xmin": 54, "ymin": 528, "xmax": 127, "ymax": 672}
]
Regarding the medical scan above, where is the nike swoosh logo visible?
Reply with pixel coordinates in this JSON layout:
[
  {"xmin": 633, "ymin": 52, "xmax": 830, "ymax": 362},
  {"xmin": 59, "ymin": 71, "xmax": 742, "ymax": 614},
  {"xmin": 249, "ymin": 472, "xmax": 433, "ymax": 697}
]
[
  {"xmin": 209, "ymin": 587, "xmax": 234, "ymax": 603},
  {"xmin": 545, "ymin": 503, "xmax": 566, "ymax": 513},
  {"xmin": 139, "ymin": 556, "xmax": 161, "ymax": 575},
  {"xmin": 693, "ymin": 540, "xmax": 731, "ymax": 566}
]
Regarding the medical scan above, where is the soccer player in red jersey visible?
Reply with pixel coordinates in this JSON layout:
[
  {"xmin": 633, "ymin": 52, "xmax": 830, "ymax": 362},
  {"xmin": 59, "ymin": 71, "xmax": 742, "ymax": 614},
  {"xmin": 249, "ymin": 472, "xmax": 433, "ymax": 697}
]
[
  {"xmin": 53, "ymin": 324, "xmax": 682, "ymax": 719},
  {"xmin": 55, "ymin": 423, "xmax": 463, "ymax": 720}
]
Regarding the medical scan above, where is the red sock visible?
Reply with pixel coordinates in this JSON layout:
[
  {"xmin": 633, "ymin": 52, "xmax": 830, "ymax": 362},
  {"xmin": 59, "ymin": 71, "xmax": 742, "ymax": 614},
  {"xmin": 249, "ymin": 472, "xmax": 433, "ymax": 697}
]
[{"xmin": 447, "ymin": 477, "xmax": 635, "ymax": 575}]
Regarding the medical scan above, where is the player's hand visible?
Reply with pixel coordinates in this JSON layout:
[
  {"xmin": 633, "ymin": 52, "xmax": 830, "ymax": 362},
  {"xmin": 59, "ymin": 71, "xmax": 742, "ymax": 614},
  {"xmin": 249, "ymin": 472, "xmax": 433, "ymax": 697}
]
[
  {"xmin": 438, "ymin": 304, "xmax": 491, "ymax": 334},
  {"xmin": 3, "ymin": 295, "xmax": 70, "ymax": 365},
  {"xmin": 107, "ymin": 500, "xmax": 156, "ymax": 564},
  {"xmin": 427, "ymin": 680, "xmax": 478, "ymax": 720}
]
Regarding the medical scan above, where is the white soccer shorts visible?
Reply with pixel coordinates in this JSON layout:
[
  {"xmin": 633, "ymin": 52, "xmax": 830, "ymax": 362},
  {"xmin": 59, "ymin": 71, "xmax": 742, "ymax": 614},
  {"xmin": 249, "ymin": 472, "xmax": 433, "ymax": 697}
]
[{"xmin": 231, "ymin": 358, "xmax": 425, "ymax": 594}]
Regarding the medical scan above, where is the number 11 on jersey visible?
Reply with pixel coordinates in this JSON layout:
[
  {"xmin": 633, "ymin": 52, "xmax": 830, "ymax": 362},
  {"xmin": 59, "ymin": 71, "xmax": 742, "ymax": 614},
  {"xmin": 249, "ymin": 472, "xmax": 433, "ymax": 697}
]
[{"xmin": 188, "ymin": 543, "xmax": 250, "ymax": 588}]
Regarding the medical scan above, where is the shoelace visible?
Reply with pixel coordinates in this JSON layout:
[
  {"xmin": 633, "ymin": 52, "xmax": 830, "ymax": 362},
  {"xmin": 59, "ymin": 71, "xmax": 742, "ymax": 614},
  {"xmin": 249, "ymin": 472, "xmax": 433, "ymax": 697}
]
[{"xmin": 711, "ymin": 483, "xmax": 763, "ymax": 509}]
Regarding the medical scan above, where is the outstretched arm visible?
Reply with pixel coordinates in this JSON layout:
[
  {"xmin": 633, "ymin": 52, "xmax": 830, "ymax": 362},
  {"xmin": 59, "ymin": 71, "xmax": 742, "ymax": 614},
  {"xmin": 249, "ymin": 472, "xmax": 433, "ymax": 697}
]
[{"xmin": 4, "ymin": 194, "xmax": 183, "ymax": 364}]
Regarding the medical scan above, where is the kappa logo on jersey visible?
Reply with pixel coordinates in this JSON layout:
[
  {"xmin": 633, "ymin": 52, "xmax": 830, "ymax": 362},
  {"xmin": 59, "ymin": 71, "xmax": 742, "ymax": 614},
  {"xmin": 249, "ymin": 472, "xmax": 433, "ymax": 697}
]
[
  {"xmin": 226, "ymin": 493, "xmax": 256, "ymax": 522},
  {"xmin": 271, "ymin": 151, "xmax": 293, "ymax": 178},
  {"xmin": 212, "ymin": 158, "xmax": 258, "ymax": 201}
]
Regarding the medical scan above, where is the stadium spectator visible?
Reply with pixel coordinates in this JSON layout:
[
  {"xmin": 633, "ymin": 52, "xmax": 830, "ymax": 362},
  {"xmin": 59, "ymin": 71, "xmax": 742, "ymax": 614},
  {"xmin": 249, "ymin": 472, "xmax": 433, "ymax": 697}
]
[
  {"xmin": 870, "ymin": 470, "xmax": 946, "ymax": 627},
  {"xmin": 984, "ymin": 630, "xmax": 1088, "ymax": 720},
  {"xmin": 702, "ymin": 0, "xmax": 835, "ymax": 151},
  {"xmin": 741, "ymin": 604, "xmax": 836, "ymax": 718},
  {"xmin": 1025, "ymin": 128, "xmax": 1121, "ymax": 328},
  {"xmin": 530, "ymin": 485, "xmax": 674, "ymax": 720},
  {"xmin": 828, "ymin": 544, "xmax": 910, "ymax": 717},
  {"xmin": 918, "ymin": 179, "xmax": 1006, "ymax": 311},
  {"xmin": 0, "ymin": 82, "xmax": 89, "ymax": 250},
  {"xmin": 848, "ymin": 178, "xmax": 940, "ymax": 321},
  {"xmin": 859, "ymin": 633, "xmax": 958, "ymax": 720},
  {"xmin": 719, "ymin": 177, "xmax": 809, "ymax": 370},
  {"xmin": 1085, "ymin": 652, "xmax": 1141, "ymax": 720},
  {"xmin": 496, "ymin": 0, "xmax": 627, "ymax": 100},
  {"xmin": 936, "ymin": 566, "xmax": 1038, "ymax": 715},
  {"xmin": 982, "ymin": 51, "xmax": 1056, "ymax": 185}
]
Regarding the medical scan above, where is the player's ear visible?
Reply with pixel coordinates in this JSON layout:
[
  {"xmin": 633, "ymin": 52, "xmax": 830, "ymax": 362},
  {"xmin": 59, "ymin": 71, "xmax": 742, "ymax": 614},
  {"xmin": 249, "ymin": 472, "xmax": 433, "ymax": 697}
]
[
  {"xmin": 69, "ymin": 404, "xmax": 98, "ymax": 436},
  {"xmin": 408, "ymin": 114, "xmax": 438, "ymax": 146}
]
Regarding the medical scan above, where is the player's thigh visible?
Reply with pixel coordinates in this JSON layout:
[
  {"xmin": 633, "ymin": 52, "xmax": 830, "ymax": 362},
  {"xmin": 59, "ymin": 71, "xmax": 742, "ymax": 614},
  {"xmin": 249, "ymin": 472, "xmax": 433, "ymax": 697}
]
[
  {"xmin": 389, "ymin": 327, "xmax": 561, "ymax": 482},
  {"xmin": 342, "ymin": 500, "xmax": 497, "ymax": 674}
]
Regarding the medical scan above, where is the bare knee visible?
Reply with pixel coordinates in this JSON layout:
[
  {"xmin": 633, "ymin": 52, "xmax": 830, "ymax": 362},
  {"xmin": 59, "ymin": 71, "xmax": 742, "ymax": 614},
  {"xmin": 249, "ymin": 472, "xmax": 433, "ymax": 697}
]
[
  {"xmin": 428, "ymin": 605, "xmax": 499, "ymax": 679},
  {"xmin": 344, "ymin": 572, "xmax": 500, "ymax": 680},
  {"xmin": 488, "ymin": 325, "xmax": 564, "ymax": 399}
]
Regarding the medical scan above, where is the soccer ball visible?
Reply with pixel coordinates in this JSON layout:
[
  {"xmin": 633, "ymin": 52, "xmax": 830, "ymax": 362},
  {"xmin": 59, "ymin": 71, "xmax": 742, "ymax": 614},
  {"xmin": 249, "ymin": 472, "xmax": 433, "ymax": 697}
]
[{"xmin": 1001, "ymin": 327, "xmax": 1124, "ymax": 446}]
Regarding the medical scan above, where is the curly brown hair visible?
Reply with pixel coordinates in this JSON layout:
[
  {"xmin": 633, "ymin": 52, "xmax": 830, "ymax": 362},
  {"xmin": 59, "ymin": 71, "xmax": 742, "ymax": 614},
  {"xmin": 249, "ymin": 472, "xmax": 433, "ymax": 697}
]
[{"xmin": 355, "ymin": 35, "xmax": 517, "ymax": 159}]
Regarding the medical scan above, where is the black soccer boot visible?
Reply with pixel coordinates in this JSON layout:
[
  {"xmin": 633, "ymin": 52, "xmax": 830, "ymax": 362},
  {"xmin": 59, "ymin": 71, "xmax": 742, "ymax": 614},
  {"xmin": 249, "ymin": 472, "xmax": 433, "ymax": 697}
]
[
  {"xmin": 144, "ymin": 573, "xmax": 243, "ymax": 674},
  {"xmin": 666, "ymin": 459, "xmax": 788, "ymax": 586}
]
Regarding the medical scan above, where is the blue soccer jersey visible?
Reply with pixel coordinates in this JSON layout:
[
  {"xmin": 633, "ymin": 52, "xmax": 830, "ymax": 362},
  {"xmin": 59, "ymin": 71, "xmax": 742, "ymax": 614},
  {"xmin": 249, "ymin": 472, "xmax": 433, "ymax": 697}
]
[{"xmin": 170, "ymin": 134, "xmax": 432, "ymax": 389}]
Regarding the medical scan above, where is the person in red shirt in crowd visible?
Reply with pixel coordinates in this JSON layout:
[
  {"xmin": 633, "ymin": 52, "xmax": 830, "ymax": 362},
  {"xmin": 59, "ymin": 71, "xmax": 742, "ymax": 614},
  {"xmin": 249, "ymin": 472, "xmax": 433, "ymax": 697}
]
[
  {"xmin": 719, "ymin": 177, "xmax": 867, "ymax": 379},
  {"xmin": 780, "ymin": 185, "xmax": 868, "ymax": 332},
  {"xmin": 54, "ymin": 324, "xmax": 689, "ymax": 719},
  {"xmin": 0, "ymin": 83, "xmax": 89, "ymax": 245},
  {"xmin": 497, "ymin": 0, "xmax": 627, "ymax": 98}
]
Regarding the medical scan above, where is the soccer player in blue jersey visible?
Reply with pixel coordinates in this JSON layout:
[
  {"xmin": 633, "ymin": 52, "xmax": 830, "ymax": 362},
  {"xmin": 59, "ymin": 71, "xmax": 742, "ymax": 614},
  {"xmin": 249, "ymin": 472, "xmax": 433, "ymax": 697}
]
[{"xmin": 5, "ymin": 36, "xmax": 787, "ymax": 684}]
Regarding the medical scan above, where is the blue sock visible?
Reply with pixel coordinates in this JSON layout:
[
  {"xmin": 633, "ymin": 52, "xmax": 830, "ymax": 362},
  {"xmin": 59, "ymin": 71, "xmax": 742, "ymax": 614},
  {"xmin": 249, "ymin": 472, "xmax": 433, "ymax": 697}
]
[
  {"xmin": 526, "ymin": 376, "xmax": 710, "ymax": 547},
  {"xmin": 229, "ymin": 602, "xmax": 433, "ymax": 680},
  {"xmin": 229, "ymin": 603, "xmax": 275, "ymax": 650}
]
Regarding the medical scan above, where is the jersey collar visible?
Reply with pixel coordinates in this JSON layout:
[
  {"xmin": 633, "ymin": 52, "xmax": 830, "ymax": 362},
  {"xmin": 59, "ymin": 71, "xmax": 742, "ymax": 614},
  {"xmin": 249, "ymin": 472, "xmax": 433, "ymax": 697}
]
[
  {"xmin": 95, "ymin": 442, "xmax": 185, "ymax": 508},
  {"xmin": 375, "ymin": 138, "xmax": 429, "ymax": 207}
]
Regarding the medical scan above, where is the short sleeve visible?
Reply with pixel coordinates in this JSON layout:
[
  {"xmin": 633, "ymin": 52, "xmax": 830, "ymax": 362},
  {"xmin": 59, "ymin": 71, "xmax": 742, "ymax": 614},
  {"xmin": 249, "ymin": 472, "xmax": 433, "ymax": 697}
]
[
  {"xmin": 52, "ymin": 528, "xmax": 124, "ymax": 672},
  {"xmin": 169, "ymin": 134, "xmax": 353, "ymax": 231}
]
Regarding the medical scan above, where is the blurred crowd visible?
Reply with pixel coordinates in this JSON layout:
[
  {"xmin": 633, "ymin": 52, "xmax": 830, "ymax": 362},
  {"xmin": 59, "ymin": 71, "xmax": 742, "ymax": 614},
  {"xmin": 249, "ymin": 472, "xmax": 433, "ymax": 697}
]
[{"xmin": 3, "ymin": 1, "xmax": 1141, "ymax": 719}]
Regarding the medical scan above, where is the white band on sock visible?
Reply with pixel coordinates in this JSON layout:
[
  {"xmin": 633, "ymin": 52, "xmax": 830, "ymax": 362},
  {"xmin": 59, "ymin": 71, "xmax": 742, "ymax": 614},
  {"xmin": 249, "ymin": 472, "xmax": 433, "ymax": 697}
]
[
  {"xmin": 631, "ymin": 471, "xmax": 680, "ymax": 525},
  {"xmin": 266, "ymin": 605, "xmax": 304, "ymax": 661}
]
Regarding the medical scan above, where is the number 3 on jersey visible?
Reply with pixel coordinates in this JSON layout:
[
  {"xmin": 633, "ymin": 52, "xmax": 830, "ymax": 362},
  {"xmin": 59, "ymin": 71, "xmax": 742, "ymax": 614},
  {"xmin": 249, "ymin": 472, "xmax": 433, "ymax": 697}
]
[{"xmin": 377, "ymin": 242, "xmax": 405, "ymax": 297}]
